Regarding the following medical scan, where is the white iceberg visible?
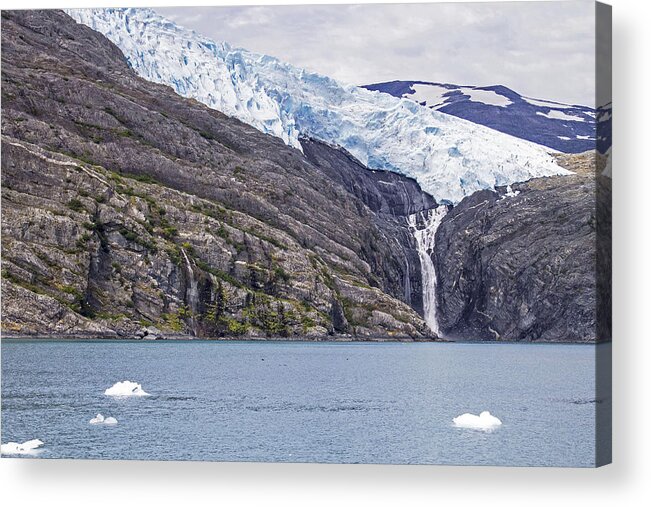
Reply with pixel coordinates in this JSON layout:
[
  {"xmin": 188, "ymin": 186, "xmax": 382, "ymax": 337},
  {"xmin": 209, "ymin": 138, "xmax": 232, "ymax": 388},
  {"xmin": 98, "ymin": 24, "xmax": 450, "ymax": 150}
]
[
  {"xmin": 1, "ymin": 439, "xmax": 45, "ymax": 456},
  {"xmin": 104, "ymin": 381, "xmax": 149, "ymax": 397},
  {"xmin": 453, "ymin": 411, "xmax": 503, "ymax": 430},
  {"xmin": 89, "ymin": 413, "xmax": 118, "ymax": 425}
]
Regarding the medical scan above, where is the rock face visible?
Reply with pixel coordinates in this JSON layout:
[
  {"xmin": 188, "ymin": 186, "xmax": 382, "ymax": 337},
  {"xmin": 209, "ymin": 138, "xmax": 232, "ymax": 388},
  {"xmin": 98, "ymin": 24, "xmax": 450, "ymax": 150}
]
[
  {"xmin": 301, "ymin": 138, "xmax": 437, "ymax": 217},
  {"xmin": 0, "ymin": 10, "xmax": 434, "ymax": 340},
  {"xmin": 434, "ymin": 152, "xmax": 611, "ymax": 342},
  {"xmin": 299, "ymin": 138, "xmax": 437, "ymax": 317},
  {"xmin": 0, "ymin": 10, "xmax": 609, "ymax": 343}
]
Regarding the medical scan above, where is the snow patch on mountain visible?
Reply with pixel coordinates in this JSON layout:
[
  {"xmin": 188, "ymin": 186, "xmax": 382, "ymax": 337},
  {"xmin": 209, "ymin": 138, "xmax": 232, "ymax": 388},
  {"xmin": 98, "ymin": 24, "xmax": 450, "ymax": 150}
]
[
  {"xmin": 536, "ymin": 110, "xmax": 585, "ymax": 122},
  {"xmin": 410, "ymin": 84, "xmax": 511, "ymax": 109},
  {"xmin": 409, "ymin": 84, "xmax": 451, "ymax": 109},
  {"xmin": 66, "ymin": 8, "xmax": 569, "ymax": 204},
  {"xmin": 460, "ymin": 88, "xmax": 512, "ymax": 107},
  {"xmin": 366, "ymin": 81, "xmax": 607, "ymax": 155}
]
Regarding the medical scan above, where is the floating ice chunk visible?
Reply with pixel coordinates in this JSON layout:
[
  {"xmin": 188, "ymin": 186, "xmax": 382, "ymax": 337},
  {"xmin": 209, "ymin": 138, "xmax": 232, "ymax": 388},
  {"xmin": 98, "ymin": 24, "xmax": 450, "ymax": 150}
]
[
  {"xmin": 89, "ymin": 413, "xmax": 118, "ymax": 425},
  {"xmin": 453, "ymin": 411, "xmax": 503, "ymax": 430},
  {"xmin": 1, "ymin": 439, "xmax": 44, "ymax": 456},
  {"xmin": 104, "ymin": 381, "xmax": 150, "ymax": 397},
  {"xmin": 89, "ymin": 413, "xmax": 104, "ymax": 424}
]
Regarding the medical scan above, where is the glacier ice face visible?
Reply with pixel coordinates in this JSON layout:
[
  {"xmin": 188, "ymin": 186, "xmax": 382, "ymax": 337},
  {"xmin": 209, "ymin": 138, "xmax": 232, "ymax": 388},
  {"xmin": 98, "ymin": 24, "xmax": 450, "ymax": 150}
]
[{"xmin": 66, "ymin": 8, "xmax": 570, "ymax": 204}]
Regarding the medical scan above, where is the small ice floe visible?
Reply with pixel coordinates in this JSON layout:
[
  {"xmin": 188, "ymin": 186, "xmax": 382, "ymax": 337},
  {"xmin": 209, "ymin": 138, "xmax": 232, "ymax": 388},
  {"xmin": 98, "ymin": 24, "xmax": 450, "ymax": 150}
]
[
  {"xmin": 104, "ymin": 381, "xmax": 150, "ymax": 397},
  {"xmin": 453, "ymin": 411, "xmax": 503, "ymax": 431},
  {"xmin": 1, "ymin": 439, "xmax": 45, "ymax": 456},
  {"xmin": 89, "ymin": 414, "xmax": 118, "ymax": 425}
]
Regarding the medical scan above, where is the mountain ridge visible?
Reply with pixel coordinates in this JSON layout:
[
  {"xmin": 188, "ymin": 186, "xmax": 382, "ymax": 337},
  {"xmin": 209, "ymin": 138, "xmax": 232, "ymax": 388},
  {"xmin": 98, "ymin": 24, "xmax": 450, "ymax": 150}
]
[
  {"xmin": 65, "ymin": 7, "xmax": 569, "ymax": 205},
  {"xmin": 0, "ymin": 9, "xmax": 608, "ymax": 343},
  {"xmin": 364, "ymin": 80, "xmax": 611, "ymax": 155},
  {"xmin": 1, "ymin": 9, "xmax": 436, "ymax": 340}
]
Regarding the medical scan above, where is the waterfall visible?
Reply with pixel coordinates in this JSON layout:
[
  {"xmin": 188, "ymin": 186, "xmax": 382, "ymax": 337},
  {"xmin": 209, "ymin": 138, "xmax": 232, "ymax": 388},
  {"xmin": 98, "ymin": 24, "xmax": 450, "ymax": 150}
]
[
  {"xmin": 180, "ymin": 247, "xmax": 199, "ymax": 335},
  {"xmin": 407, "ymin": 206, "xmax": 448, "ymax": 334},
  {"xmin": 403, "ymin": 255, "xmax": 412, "ymax": 306}
]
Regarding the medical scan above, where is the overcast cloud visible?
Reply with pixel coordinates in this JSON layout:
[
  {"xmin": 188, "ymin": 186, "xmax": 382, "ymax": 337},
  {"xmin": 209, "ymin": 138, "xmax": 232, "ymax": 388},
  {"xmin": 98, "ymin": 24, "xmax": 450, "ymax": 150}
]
[{"xmin": 157, "ymin": 1, "xmax": 596, "ymax": 106}]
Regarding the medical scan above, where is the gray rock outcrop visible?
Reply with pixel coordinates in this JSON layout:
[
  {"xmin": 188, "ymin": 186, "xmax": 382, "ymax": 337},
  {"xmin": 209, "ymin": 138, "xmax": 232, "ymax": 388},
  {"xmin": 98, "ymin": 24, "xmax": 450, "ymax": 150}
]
[
  {"xmin": 433, "ymin": 153, "xmax": 611, "ymax": 342},
  {"xmin": 0, "ymin": 9, "xmax": 433, "ymax": 340}
]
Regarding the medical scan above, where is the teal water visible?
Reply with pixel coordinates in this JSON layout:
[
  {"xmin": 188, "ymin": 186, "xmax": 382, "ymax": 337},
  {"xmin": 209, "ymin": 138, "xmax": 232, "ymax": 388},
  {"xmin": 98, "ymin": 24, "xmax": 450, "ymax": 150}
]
[{"xmin": 1, "ymin": 340, "xmax": 599, "ymax": 466}]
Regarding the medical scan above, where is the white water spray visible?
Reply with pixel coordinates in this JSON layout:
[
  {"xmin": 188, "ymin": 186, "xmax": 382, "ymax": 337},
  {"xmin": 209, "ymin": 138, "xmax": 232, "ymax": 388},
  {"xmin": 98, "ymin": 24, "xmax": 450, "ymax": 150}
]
[{"xmin": 407, "ymin": 207, "xmax": 448, "ymax": 334}]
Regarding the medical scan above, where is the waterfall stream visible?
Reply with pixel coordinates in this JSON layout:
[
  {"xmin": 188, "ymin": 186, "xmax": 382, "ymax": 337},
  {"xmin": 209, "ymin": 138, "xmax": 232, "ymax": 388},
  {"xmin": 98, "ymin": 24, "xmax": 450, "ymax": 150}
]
[
  {"xmin": 181, "ymin": 247, "xmax": 199, "ymax": 336},
  {"xmin": 403, "ymin": 255, "xmax": 412, "ymax": 306},
  {"xmin": 407, "ymin": 206, "xmax": 448, "ymax": 335}
]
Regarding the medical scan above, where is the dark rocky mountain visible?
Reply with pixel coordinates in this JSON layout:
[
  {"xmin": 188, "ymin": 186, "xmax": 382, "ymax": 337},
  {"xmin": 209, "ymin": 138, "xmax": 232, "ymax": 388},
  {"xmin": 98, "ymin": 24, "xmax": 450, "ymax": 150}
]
[
  {"xmin": 1, "ymin": 10, "xmax": 434, "ymax": 339},
  {"xmin": 364, "ymin": 81, "xmax": 610, "ymax": 154},
  {"xmin": 300, "ymin": 138, "xmax": 436, "ymax": 218},
  {"xmin": 433, "ymin": 151, "xmax": 611, "ymax": 342},
  {"xmin": 0, "ymin": 10, "xmax": 609, "ymax": 343},
  {"xmin": 299, "ymin": 138, "xmax": 438, "ymax": 316}
]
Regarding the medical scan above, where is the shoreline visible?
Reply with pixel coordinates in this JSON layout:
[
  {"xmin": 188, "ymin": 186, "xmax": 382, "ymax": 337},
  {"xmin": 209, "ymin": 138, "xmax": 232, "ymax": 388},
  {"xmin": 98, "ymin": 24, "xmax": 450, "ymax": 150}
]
[
  {"xmin": 0, "ymin": 333, "xmax": 444, "ymax": 343},
  {"xmin": 0, "ymin": 333, "xmax": 604, "ymax": 344}
]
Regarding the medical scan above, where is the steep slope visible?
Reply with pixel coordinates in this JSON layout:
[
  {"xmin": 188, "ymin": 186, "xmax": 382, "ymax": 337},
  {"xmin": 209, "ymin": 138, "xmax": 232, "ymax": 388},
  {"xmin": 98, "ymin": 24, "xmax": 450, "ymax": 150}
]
[
  {"xmin": 299, "ymin": 138, "xmax": 438, "ymax": 318},
  {"xmin": 65, "ymin": 7, "xmax": 568, "ymax": 205},
  {"xmin": 364, "ymin": 81, "xmax": 608, "ymax": 155},
  {"xmin": 433, "ymin": 152, "xmax": 611, "ymax": 342},
  {"xmin": 1, "ymin": 9, "xmax": 434, "ymax": 339},
  {"xmin": 300, "ymin": 138, "xmax": 436, "ymax": 217}
]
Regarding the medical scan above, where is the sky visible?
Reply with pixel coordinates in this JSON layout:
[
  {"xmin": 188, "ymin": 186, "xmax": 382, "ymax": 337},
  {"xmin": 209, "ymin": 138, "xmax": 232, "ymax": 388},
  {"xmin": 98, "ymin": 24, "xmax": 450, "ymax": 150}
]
[{"xmin": 157, "ymin": 1, "xmax": 597, "ymax": 107}]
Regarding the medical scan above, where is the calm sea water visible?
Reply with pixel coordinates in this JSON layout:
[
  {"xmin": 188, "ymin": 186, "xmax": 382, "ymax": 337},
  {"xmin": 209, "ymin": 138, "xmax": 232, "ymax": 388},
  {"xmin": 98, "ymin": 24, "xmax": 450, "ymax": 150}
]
[{"xmin": 1, "ymin": 340, "xmax": 600, "ymax": 466}]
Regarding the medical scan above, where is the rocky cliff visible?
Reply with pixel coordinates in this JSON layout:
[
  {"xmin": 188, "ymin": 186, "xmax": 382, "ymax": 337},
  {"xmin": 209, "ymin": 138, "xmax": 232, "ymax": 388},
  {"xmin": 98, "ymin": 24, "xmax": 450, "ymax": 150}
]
[
  {"xmin": 299, "ymin": 138, "xmax": 438, "ymax": 317},
  {"xmin": 433, "ymin": 151, "xmax": 611, "ymax": 342},
  {"xmin": 0, "ymin": 10, "xmax": 610, "ymax": 343},
  {"xmin": 1, "ymin": 10, "xmax": 434, "ymax": 339}
]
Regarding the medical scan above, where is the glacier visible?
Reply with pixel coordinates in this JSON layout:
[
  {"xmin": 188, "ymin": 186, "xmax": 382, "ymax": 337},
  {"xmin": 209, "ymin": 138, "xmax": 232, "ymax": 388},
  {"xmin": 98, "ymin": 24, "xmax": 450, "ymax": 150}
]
[{"xmin": 66, "ymin": 8, "xmax": 570, "ymax": 204}]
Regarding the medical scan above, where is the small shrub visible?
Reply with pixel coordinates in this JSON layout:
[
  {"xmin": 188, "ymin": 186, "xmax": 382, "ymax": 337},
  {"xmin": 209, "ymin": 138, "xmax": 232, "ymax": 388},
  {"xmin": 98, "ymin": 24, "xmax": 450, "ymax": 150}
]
[
  {"xmin": 273, "ymin": 266, "xmax": 291, "ymax": 283},
  {"xmin": 67, "ymin": 198, "xmax": 84, "ymax": 212},
  {"xmin": 119, "ymin": 227, "xmax": 138, "ymax": 242},
  {"xmin": 226, "ymin": 318, "xmax": 248, "ymax": 335},
  {"xmin": 161, "ymin": 226, "xmax": 178, "ymax": 240},
  {"xmin": 216, "ymin": 224, "xmax": 229, "ymax": 239}
]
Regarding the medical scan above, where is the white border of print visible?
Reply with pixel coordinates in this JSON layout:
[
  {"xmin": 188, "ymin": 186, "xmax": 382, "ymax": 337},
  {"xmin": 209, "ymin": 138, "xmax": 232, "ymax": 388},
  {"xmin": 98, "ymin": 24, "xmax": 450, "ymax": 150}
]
[{"xmin": 1, "ymin": 1, "xmax": 649, "ymax": 506}]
